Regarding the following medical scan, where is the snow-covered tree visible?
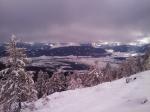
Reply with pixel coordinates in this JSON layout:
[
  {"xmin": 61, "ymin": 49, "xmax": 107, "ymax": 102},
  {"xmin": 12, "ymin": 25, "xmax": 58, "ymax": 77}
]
[
  {"xmin": 143, "ymin": 51, "xmax": 150, "ymax": 70},
  {"xmin": 46, "ymin": 70, "xmax": 67, "ymax": 95},
  {"xmin": 0, "ymin": 37, "xmax": 37, "ymax": 112},
  {"xmin": 35, "ymin": 71, "xmax": 49, "ymax": 98},
  {"xmin": 113, "ymin": 55, "xmax": 145, "ymax": 81},
  {"xmin": 67, "ymin": 72, "xmax": 83, "ymax": 90},
  {"xmin": 83, "ymin": 64, "xmax": 103, "ymax": 87},
  {"xmin": 103, "ymin": 63, "xmax": 114, "ymax": 81}
]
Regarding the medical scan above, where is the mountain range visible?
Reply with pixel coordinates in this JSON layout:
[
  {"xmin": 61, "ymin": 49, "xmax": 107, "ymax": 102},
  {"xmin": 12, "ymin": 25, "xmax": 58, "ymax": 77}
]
[{"xmin": 0, "ymin": 41, "xmax": 149, "ymax": 57}]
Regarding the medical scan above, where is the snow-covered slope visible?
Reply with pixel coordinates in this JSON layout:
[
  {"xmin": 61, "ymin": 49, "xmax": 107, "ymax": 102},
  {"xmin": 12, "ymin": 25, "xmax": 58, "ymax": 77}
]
[{"xmin": 24, "ymin": 71, "xmax": 150, "ymax": 112}]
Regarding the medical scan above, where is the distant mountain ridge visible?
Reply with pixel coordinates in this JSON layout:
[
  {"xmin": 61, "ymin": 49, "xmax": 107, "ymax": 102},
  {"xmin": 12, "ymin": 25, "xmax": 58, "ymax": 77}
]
[
  {"xmin": 0, "ymin": 42, "xmax": 107, "ymax": 57},
  {"xmin": 0, "ymin": 42, "xmax": 149, "ymax": 57}
]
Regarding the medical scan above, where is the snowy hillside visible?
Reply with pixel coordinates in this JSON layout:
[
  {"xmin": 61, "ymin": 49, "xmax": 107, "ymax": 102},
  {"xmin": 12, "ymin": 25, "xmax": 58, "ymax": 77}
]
[{"xmin": 24, "ymin": 71, "xmax": 150, "ymax": 112}]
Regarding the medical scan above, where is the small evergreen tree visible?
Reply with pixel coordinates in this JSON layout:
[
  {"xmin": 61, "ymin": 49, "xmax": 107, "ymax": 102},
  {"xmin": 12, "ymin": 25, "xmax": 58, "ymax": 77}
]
[
  {"xmin": 0, "ymin": 37, "xmax": 37, "ymax": 112},
  {"xmin": 83, "ymin": 64, "xmax": 103, "ymax": 87},
  {"xmin": 67, "ymin": 72, "xmax": 83, "ymax": 90},
  {"xmin": 103, "ymin": 63, "xmax": 113, "ymax": 81},
  {"xmin": 46, "ymin": 70, "xmax": 67, "ymax": 95},
  {"xmin": 35, "ymin": 70, "xmax": 49, "ymax": 98},
  {"xmin": 143, "ymin": 51, "xmax": 150, "ymax": 70}
]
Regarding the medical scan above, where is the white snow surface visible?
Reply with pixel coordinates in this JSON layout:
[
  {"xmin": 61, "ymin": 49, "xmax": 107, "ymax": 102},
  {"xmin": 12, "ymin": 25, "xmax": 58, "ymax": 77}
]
[{"xmin": 24, "ymin": 71, "xmax": 150, "ymax": 112}]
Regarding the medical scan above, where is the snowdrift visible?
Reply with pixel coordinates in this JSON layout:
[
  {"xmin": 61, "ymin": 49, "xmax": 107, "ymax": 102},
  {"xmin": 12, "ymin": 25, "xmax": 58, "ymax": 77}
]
[{"xmin": 24, "ymin": 70, "xmax": 150, "ymax": 112}]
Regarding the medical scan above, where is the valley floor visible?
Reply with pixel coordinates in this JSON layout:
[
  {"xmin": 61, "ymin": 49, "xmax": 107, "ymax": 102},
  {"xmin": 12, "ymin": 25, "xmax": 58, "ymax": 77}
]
[{"xmin": 24, "ymin": 70, "xmax": 150, "ymax": 112}]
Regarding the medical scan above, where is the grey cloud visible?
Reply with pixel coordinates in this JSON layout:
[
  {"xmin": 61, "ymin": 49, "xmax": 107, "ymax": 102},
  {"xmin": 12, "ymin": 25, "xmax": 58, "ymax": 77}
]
[{"xmin": 0, "ymin": 0, "xmax": 150, "ymax": 42}]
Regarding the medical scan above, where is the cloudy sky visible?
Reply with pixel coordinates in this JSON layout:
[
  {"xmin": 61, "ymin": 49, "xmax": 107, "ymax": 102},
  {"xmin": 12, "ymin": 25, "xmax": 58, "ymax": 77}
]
[{"xmin": 0, "ymin": 0, "xmax": 150, "ymax": 42}]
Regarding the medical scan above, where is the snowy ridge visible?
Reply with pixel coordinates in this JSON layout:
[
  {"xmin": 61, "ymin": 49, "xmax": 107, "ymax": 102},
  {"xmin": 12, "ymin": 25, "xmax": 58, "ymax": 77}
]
[
  {"xmin": 92, "ymin": 37, "xmax": 150, "ymax": 48},
  {"xmin": 50, "ymin": 42, "xmax": 80, "ymax": 48},
  {"xmin": 129, "ymin": 37, "xmax": 150, "ymax": 46},
  {"xmin": 92, "ymin": 41, "xmax": 122, "ymax": 47},
  {"xmin": 24, "ymin": 70, "xmax": 150, "ymax": 112}
]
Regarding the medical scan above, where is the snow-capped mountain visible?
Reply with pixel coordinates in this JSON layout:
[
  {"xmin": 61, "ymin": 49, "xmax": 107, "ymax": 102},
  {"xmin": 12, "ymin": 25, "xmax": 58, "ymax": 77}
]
[
  {"xmin": 92, "ymin": 37, "xmax": 150, "ymax": 48},
  {"xmin": 129, "ymin": 37, "xmax": 150, "ymax": 46},
  {"xmin": 0, "ymin": 39, "xmax": 149, "ymax": 57},
  {"xmin": 23, "ymin": 70, "xmax": 150, "ymax": 112},
  {"xmin": 92, "ymin": 41, "xmax": 122, "ymax": 47},
  {"xmin": 0, "ymin": 42, "xmax": 108, "ymax": 57},
  {"xmin": 49, "ymin": 42, "xmax": 80, "ymax": 48}
]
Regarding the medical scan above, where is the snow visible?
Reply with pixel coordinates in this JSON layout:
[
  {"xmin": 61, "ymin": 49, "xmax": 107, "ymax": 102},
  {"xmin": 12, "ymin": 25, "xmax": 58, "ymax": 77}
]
[
  {"xmin": 137, "ymin": 37, "xmax": 150, "ymax": 45},
  {"xmin": 23, "ymin": 70, "xmax": 150, "ymax": 112},
  {"xmin": 92, "ymin": 41, "xmax": 122, "ymax": 47},
  {"xmin": 28, "ymin": 56, "xmax": 119, "ymax": 69},
  {"xmin": 92, "ymin": 38, "xmax": 150, "ymax": 48},
  {"xmin": 106, "ymin": 49, "xmax": 114, "ymax": 53},
  {"xmin": 129, "ymin": 37, "xmax": 150, "ymax": 46},
  {"xmin": 50, "ymin": 42, "xmax": 80, "ymax": 49}
]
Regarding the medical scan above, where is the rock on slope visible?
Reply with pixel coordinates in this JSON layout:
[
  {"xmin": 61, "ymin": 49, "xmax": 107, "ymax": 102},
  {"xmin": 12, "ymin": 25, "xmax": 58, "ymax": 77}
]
[{"xmin": 24, "ymin": 71, "xmax": 150, "ymax": 112}]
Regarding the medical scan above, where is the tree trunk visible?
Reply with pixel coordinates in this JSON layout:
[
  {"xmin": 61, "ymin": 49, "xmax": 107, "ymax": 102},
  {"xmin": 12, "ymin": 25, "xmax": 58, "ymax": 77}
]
[{"xmin": 16, "ymin": 100, "xmax": 21, "ymax": 112}]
